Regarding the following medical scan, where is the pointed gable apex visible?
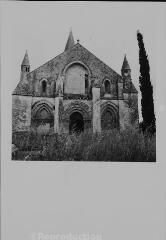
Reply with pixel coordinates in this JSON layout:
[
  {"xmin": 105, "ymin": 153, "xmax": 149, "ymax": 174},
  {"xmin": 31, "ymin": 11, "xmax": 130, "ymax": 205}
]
[
  {"xmin": 122, "ymin": 54, "xmax": 130, "ymax": 70},
  {"xmin": 21, "ymin": 50, "xmax": 30, "ymax": 66},
  {"xmin": 65, "ymin": 30, "xmax": 75, "ymax": 51}
]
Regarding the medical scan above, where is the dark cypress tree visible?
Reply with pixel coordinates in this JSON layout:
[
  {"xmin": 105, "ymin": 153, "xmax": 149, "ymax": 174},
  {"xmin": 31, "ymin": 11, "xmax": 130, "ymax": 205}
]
[{"xmin": 137, "ymin": 30, "xmax": 156, "ymax": 134}]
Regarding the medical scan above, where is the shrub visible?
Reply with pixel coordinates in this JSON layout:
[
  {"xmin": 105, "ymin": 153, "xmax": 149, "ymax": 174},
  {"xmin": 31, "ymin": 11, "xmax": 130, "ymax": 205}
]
[{"xmin": 12, "ymin": 131, "xmax": 47, "ymax": 151}]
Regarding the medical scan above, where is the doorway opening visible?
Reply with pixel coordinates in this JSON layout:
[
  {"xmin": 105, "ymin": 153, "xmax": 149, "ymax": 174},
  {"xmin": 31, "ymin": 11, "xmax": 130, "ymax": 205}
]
[
  {"xmin": 101, "ymin": 109, "xmax": 118, "ymax": 130},
  {"xmin": 69, "ymin": 112, "xmax": 84, "ymax": 134}
]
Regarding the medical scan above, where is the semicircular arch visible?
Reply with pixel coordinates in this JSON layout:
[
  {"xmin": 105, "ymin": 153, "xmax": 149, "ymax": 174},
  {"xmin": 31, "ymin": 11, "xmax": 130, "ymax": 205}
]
[
  {"xmin": 62, "ymin": 101, "xmax": 90, "ymax": 121},
  {"xmin": 62, "ymin": 61, "xmax": 91, "ymax": 77}
]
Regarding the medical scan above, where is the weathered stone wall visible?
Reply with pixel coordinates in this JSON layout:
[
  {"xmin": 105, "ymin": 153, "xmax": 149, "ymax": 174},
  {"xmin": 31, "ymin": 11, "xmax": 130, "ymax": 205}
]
[
  {"xmin": 119, "ymin": 93, "xmax": 139, "ymax": 129},
  {"xmin": 12, "ymin": 95, "xmax": 32, "ymax": 132},
  {"xmin": 54, "ymin": 96, "xmax": 64, "ymax": 133},
  {"xmin": 124, "ymin": 93, "xmax": 139, "ymax": 126},
  {"xmin": 100, "ymin": 79, "xmax": 118, "ymax": 99},
  {"xmin": 92, "ymin": 88, "xmax": 101, "ymax": 133}
]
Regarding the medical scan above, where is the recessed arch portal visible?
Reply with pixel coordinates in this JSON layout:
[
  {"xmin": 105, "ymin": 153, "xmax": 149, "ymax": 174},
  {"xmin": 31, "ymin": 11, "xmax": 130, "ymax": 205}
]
[
  {"xmin": 69, "ymin": 112, "xmax": 84, "ymax": 134},
  {"xmin": 31, "ymin": 102, "xmax": 54, "ymax": 129},
  {"xmin": 62, "ymin": 101, "xmax": 91, "ymax": 133},
  {"xmin": 101, "ymin": 102, "xmax": 119, "ymax": 130}
]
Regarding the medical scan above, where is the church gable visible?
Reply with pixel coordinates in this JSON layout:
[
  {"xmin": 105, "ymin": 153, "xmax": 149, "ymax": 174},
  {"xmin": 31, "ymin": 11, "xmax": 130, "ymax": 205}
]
[
  {"xmin": 29, "ymin": 42, "xmax": 122, "ymax": 83},
  {"xmin": 28, "ymin": 43, "xmax": 122, "ymax": 97},
  {"xmin": 64, "ymin": 43, "xmax": 123, "ymax": 85},
  {"xmin": 13, "ymin": 32, "xmax": 137, "ymax": 98}
]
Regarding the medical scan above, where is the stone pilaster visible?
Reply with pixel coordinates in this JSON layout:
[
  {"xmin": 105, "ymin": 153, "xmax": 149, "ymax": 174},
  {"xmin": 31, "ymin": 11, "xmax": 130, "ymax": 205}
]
[
  {"xmin": 54, "ymin": 96, "xmax": 63, "ymax": 133},
  {"xmin": 92, "ymin": 87, "xmax": 101, "ymax": 133},
  {"xmin": 54, "ymin": 97, "xmax": 60, "ymax": 133},
  {"xmin": 54, "ymin": 74, "xmax": 64, "ymax": 133},
  {"xmin": 118, "ymin": 82, "xmax": 123, "ymax": 99},
  {"xmin": 118, "ymin": 100, "xmax": 127, "ymax": 130}
]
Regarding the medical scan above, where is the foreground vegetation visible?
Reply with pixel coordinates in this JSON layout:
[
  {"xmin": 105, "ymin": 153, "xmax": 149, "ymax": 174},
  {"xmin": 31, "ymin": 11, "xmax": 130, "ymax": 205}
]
[{"xmin": 12, "ymin": 127, "xmax": 156, "ymax": 162}]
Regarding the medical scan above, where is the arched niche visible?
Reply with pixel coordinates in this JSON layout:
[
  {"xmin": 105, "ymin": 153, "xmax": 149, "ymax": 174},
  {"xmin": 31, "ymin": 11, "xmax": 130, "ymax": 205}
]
[
  {"xmin": 101, "ymin": 102, "xmax": 119, "ymax": 130},
  {"xmin": 105, "ymin": 80, "xmax": 111, "ymax": 94},
  {"xmin": 40, "ymin": 78, "xmax": 48, "ymax": 96},
  {"xmin": 31, "ymin": 101, "xmax": 54, "ymax": 129},
  {"xmin": 63, "ymin": 62, "xmax": 91, "ymax": 94}
]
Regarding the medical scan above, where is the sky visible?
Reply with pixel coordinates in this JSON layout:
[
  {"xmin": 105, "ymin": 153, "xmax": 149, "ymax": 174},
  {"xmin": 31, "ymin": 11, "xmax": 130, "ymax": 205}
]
[
  {"xmin": 1, "ymin": 3, "xmax": 166, "ymax": 240},
  {"xmin": 1, "ymin": 1, "xmax": 160, "ymax": 120}
]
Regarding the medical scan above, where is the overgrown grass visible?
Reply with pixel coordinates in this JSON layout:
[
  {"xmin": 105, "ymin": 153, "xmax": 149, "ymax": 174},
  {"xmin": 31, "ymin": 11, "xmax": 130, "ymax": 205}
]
[{"xmin": 12, "ymin": 127, "xmax": 156, "ymax": 161}]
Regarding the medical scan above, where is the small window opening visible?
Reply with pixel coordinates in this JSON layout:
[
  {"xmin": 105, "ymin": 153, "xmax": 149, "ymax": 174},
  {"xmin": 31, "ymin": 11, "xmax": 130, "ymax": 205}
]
[
  {"xmin": 42, "ymin": 80, "xmax": 47, "ymax": 93},
  {"xmin": 105, "ymin": 80, "xmax": 110, "ymax": 94},
  {"xmin": 85, "ymin": 74, "xmax": 88, "ymax": 93}
]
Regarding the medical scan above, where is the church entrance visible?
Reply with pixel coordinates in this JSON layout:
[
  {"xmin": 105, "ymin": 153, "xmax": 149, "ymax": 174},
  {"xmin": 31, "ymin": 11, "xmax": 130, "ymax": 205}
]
[
  {"xmin": 69, "ymin": 112, "xmax": 84, "ymax": 134},
  {"xmin": 101, "ymin": 109, "xmax": 118, "ymax": 130},
  {"xmin": 31, "ymin": 103, "xmax": 54, "ymax": 133}
]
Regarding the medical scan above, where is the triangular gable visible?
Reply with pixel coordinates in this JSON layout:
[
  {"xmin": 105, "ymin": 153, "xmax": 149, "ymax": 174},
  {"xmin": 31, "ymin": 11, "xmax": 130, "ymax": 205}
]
[{"xmin": 13, "ymin": 43, "xmax": 139, "ymax": 96}]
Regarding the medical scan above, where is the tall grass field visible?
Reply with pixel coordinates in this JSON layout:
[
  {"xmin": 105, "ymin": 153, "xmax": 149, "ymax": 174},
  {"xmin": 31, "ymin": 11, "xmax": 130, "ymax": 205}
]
[{"xmin": 12, "ymin": 127, "xmax": 156, "ymax": 162}]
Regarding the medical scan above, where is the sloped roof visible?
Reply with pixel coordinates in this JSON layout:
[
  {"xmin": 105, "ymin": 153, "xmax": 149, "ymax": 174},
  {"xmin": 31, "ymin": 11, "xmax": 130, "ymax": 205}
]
[
  {"xmin": 12, "ymin": 79, "xmax": 32, "ymax": 95},
  {"xmin": 75, "ymin": 43, "xmax": 122, "ymax": 83}
]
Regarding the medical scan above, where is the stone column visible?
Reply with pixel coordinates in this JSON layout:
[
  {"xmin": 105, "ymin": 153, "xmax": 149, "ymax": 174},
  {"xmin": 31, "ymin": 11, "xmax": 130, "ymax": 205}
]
[
  {"xmin": 54, "ymin": 75, "xmax": 64, "ymax": 133},
  {"xmin": 118, "ymin": 100, "xmax": 126, "ymax": 130},
  {"xmin": 54, "ymin": 97, "xmax": 59, "ymax": 133},
  {"xmin": 92, "ymin": 87, "xmax": 101, "ymax": 133}
]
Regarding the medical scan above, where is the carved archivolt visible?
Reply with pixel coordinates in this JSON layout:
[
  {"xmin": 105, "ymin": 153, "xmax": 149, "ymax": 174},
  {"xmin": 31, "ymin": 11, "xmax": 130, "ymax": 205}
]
[
  {"xmin": 62, "ymin": 101, "xmax": 91, "ymax": 121},
  {"xmin": 39, "ymin": 78, "xmax": 47, "ymax": 83},
  {"xmin": 101, "ymin": 101, "xmax": 119, "ymax": 121},
  {"xmin": 31, "ymin": 100, "xmax": 54, "ymax": 119}
]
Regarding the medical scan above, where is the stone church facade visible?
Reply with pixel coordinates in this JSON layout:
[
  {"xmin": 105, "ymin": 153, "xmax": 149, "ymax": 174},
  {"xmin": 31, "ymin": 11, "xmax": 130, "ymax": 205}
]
[{"xmin": 12, "ymin": 30, "xmax": 138, "ymax": 134}]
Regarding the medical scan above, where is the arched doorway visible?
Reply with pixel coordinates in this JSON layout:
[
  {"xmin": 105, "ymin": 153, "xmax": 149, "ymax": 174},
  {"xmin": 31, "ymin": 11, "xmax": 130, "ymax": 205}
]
[
  {"xmin": 101, "ymin": 109, "xmax": 118, "ymax": 130},
  {"xmin": 31, "ymin": 103, "xmax": 54, "ymax": 133},
  {"xmin": 69, "ymin": 112, "xmax": 84, "ymax": 134}
]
